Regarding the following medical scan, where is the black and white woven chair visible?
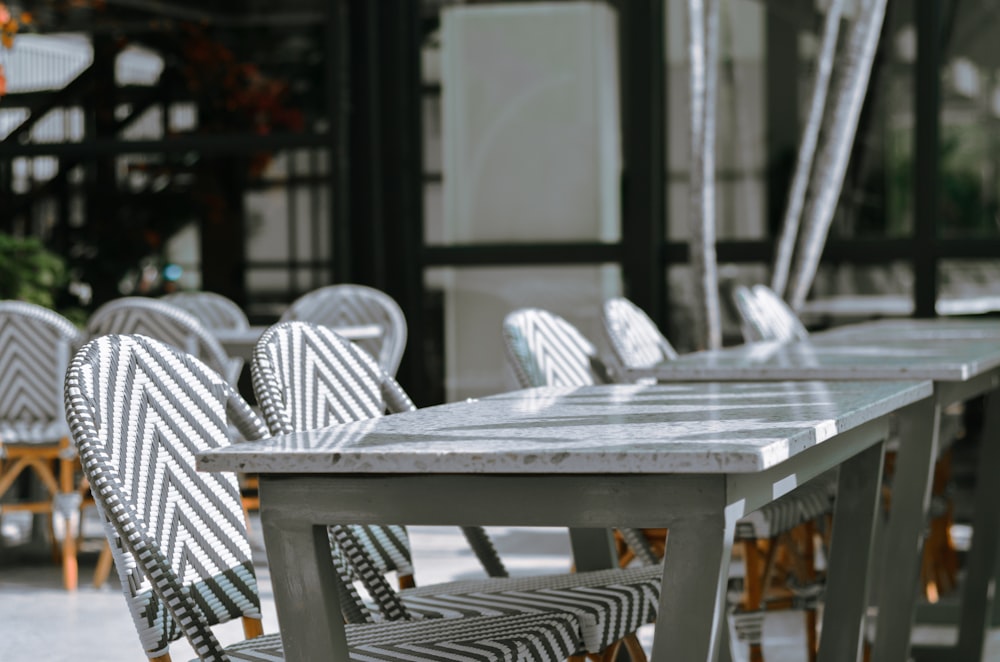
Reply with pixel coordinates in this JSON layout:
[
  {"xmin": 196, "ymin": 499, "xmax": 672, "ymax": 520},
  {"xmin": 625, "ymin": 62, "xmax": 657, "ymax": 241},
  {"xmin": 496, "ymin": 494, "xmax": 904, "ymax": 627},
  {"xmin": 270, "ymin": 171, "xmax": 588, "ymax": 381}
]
[
  {"xmin": 280, "ymin": 283, "xmax": 407, "ymax": 377},
  {"xmin": 501, "ymin": 308, "xmax": 664, "ymax": 567},
  {"xmin": 0, "ymin": 300, "xmax": 87, "ymax": 590},
  {"xmin": 88, "ymin": 296, "xmax": 259, "ymax": 529},
  {"xmin": 599, "ymin": 297, "xmax": 678, "ymax": 374},
  {"xmin": 64, "ymin": 334, "xmax": 583, "ymax": 662},
  {"xmin": 503, "ymin": 307, "xmax": 836, "ymax": 661},
  {"xmin": 162, "ymin": 291, "xmax": 250, "ymax": 332},
  {"xmin": 253, "ymin": 321, "xmax": 659, "ymax": 661},
  {"xmin": 87, "ymin": 296, "xmax": 242, "ymax": 386},
  {"xmin": 252, "ymin": 320, "xmax": 504, "ymax": 588},
  {"xmin": 731, "ymin": 284, "xmax": 809, "ymax": 344}
]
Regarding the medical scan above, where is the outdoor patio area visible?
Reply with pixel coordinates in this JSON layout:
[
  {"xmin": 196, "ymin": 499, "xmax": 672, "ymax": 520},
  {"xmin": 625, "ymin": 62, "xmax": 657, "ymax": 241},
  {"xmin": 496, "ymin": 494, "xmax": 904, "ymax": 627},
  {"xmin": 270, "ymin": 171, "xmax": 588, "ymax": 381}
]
[{"xmin": 2, "ymin": 512, "xmax": 998, "ymax": 661}]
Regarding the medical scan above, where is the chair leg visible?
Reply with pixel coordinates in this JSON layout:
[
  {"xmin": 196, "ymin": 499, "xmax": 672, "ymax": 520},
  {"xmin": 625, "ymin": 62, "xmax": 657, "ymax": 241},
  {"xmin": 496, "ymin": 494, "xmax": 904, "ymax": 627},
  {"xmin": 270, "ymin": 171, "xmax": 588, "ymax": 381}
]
[
  {"xmin": 93, "ymin": 540, "xmax": 114, "ymax": 588},
  {"xmin": 741, "ymin": 539, "xmax": 766, "ymax": 662},
  {"xmin": 242, "ymin": 616, "xmax": 265, "ymax": 639},
  {"xmin": 58, "ymin": 443, "xmax": 80, "ymax": 591}
]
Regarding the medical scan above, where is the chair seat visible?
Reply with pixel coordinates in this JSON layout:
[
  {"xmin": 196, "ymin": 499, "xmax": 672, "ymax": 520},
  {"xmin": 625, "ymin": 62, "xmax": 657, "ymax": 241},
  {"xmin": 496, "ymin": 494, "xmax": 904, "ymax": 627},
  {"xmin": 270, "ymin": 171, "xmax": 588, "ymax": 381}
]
[
  {"xmin": 224, "ymin": 612, "xmax": 582, "ymax": 661},
  {"xmin": 0, "ymin": 421, "xmax": 71, "ymax": 447},
  {"xmin": 399, "ymin": 565, "xmax": 661, "ymax": 654},
  {"xmin": 735, "ymin": 472, "xmax": 837, "ymax": 540}
]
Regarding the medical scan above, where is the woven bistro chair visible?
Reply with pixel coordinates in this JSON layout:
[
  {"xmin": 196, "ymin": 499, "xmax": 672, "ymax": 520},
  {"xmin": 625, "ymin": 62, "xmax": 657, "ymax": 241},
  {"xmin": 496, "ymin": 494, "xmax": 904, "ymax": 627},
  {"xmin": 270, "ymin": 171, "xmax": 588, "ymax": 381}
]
[
  {"xmin": 501, "ymin": 308, "xmax": 663, "ymax": 567},
  {"xmin": 504, "ymin": 307, "xmax": 838, "ymax": 662},
  {"xmin": 87, "ymin": 297, "xmax": 242, "ymax": 386},
  {"xmin": 0, "ymin": 300, "xmax": 87, "ymax": 590},
  {"xmin": 732, "ymin": 284, "xmax": 809, "ymax": 344},
  {"xmin": 253, "ymin": 321, "xmax": 660, "ymax": 661},
  {"xmin": 161, "ymin": 291, "xmax": 250, "ymax": 332},
  {"xmin": 88, "ymin": 297, "xmax": 258, "ymax": 539},
  {"xmin": 732, "ymin": 284, "xmax": 962, "ymax": 608},
  {"xmin": 599, "ymin": 297, "xmax": 678, "ymax": 375},
  {"xmin": 64, "ymin": 333, "xmax": 583, "ymax": 662},
  {"xmin": 252, "ymin": 320, "xmax": 506, "ymax": 588},
  {"xmin": 280, "ymin": 283, "xmax": 407, "ymax": 377}
]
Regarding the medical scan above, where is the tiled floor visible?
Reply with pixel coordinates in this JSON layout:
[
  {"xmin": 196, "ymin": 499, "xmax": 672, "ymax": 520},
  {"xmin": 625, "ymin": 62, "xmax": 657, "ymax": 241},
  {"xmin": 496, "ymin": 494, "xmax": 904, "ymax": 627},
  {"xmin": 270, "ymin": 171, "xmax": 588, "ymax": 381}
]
[{"xmin": 0, "ymin": 516, "xmax": 997, "ymax": 661}]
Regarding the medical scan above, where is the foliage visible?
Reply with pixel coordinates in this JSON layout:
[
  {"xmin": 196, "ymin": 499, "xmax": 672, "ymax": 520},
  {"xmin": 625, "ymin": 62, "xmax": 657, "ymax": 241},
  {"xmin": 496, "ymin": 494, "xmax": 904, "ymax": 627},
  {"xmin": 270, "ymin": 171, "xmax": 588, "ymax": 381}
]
[{"xmin": 0, "ymin": 233, "xmax": 67, "ymax": 307}]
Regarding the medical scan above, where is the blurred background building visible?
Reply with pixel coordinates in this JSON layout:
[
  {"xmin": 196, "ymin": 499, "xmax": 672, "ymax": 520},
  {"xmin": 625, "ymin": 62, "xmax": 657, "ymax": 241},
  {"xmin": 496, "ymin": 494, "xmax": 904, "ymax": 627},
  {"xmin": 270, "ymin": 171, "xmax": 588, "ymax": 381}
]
[{"xmin": 0, "ymin": 0, "xmax": 998, "ymax": 404}]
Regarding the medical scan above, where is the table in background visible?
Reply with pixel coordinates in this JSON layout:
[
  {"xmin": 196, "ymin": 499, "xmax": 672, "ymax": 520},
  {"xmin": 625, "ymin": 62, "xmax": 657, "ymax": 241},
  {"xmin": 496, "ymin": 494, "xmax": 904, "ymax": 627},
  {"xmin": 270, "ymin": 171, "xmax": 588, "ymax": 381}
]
[
  {"xmin": 798, "ymin": 294, "xmax": 1000, "ymax": 325},
  {"xmin": 213, "ymin": 324, "xmax": 383, "ymax": 360},
  {"xmin": 626, "ymin": 319, "xmax": 1000, "ymax": 661},
  {"xmin": 199, "ymin": 380, "xmax": 932, "ymax": 662}
]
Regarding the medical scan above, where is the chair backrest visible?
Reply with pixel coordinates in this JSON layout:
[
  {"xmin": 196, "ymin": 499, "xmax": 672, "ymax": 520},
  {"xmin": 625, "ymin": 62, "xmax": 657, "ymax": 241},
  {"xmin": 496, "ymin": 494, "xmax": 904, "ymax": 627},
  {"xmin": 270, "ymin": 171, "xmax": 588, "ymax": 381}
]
[
  {"xmin": 63, "ymin": 334, "xmax": 270, "ymax": 658},
  {"xmin": 162, "ymin": 291, "xmax": 249, "ymax": 331},
  {"xmin": 752, "ymin": 284, "xmax": 809, "ymax": 341},
  {"xmin": 0, "ymin": 301, "xmax": 83, "ymax": 441},
  {"xmin": 600, "ymin": 297, "xmax": 678, "ymax": 371},
  {"xmin": 87, "ymin": 297, "xmax": 242, "ymax": 385},
  {"xmin": 280, "ymin": 284, "xmax": 407, "ymax": 377},
  {"xmin": 502, "ymin": 308, "xmax": 611, "ymax": 388},
  {"xmin": 251, "ymin": 320, "xmax": 417, "ymax": 616},
  {"xmin": 732, "ymin": 284, "xmax": 808, "ymax": 343},
  {"xmin": 252, "ymin": 321, "xmax": 415, "ymax": 436}
]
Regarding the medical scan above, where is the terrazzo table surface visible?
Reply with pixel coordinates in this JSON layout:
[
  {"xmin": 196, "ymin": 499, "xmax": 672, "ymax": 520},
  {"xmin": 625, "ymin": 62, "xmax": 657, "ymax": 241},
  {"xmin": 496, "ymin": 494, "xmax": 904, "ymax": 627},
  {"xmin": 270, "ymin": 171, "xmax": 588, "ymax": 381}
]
[
  {"xmin": 201, "ymin": 381, "xmax": 928, "ymax": 475},
  {"xmin": 200, "ymin": 380, "xmax": 932, "ymax": 662},
  {"xmin": 623, "ymin": 318, "xmax": 1000, "ymax": 662}
]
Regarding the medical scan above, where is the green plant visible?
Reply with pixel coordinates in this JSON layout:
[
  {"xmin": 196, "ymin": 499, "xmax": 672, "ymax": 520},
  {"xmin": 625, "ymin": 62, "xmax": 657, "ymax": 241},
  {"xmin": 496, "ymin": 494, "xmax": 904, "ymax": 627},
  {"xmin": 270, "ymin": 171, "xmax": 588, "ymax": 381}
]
[{"xmin": 0, "ymin": 233, "xmax": 69, "ymax": 308}]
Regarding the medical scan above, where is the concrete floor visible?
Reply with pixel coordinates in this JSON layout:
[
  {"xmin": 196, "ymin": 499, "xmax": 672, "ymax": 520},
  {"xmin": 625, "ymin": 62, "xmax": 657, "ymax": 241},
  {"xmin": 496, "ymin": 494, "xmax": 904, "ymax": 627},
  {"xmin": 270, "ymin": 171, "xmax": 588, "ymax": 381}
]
[{"xmin": 0, "ymin": 513, "xmax": 996, "ymax": 661}]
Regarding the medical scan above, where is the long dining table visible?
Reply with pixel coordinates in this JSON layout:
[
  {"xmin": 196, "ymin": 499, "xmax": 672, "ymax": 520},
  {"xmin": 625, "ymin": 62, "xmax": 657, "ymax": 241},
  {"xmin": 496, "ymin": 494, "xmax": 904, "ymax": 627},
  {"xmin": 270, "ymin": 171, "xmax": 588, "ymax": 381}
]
[
  {"xmin": 624, "ymin": 317, "xmax": 1000, "ymax": 661},
  {"xmin": 198, "ymin": 379, "xmax": 933, "ymax": 662}
]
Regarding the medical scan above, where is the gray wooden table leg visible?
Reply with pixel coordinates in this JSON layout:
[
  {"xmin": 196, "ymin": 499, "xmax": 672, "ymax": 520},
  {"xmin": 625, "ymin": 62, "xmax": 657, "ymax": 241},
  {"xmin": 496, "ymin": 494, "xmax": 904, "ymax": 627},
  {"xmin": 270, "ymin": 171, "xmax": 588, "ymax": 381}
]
[
  {"xmin": 871, "ymin": 400, "xmax": 940, "ymax": 661},
  {"xmin": 955, "ymin": 388, "xmax": 1000, "ymax": 659},
  {"xmin": 569, "ymin": 528, "xmax": 619, "ymax": 572},
  {"xmin": 818, "ymin": 442, "xmax": 885, "ymax": 662},
  {"xmin": 259, "ymin": 478, "xmax": 351, "ymax": 662},
  {"xmin": 651, "ymin": 494, "xmax": 735, "ymax": 661}
]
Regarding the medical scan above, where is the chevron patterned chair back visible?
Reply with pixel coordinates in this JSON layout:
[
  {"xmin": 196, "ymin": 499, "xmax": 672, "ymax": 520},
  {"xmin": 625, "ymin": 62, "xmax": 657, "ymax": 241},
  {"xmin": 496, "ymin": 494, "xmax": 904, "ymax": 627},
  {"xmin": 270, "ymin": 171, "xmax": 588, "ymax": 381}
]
[
  {"xmin": 254, "ymin": 320, "xmax": 661, "ymax": 659},
  {"xmin": 732, "ymin": 285, "xmax": 809, "ymax": 343},
  {"xmin": 0, "ymin": 300, "xmax": 86, "ymax": 590},
  {"xmin": 87, "ymin": 297, "xmax": 242, "ymax": 385},
  {"xmin": 162, "ymin": 291, "xmax": 250, "ymax": 331},
  {"xmin": 600, "ymin": 297, "xmax": 678, "ymax": 372},
  {"xmin": 750, "ymin": 284, "xmax": 809, "ymax": 342},
  {"xmin": 252, "ymin": 321, "xmax": 508, "ymax": 592},
  {"xmin": 501, "ymin": 308, "xmax": 612, "ymax": 389},
  {"xmin": 280, "ymin": 284, "xmax": 407, "ymax": 377},
  {"xmin": 65, "ymin": 334, "xmax": 582, "ymax": 662}
]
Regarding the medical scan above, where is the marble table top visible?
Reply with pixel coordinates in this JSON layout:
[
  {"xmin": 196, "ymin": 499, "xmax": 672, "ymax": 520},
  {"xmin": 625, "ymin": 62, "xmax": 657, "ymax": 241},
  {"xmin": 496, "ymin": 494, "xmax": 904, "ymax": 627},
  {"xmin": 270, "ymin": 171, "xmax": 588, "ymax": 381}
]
[
  {"xmin": 813, "ymin": 318, "xmax": 1000, "ymax": 343},
  {"xmin": 798, "ymin": 294, "xmax": 1000, "ymax": 318},
  {"xmin": 627, "ymin": 336, "xmax": 1000, "ymax": 383},
  {"xmin": 198, "ymin": 380, "xmax": 931, "ymax": 475}
]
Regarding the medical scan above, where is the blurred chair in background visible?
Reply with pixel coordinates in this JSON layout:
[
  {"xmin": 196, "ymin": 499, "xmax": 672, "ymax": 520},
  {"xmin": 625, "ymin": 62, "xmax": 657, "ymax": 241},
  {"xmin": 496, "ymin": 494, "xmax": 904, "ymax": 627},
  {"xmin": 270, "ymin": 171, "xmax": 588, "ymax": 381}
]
[
  {"xmin": 280, "ymin": 284, "xmax": 407, "ymax": 377},
  {"xmin": 0, "ymin": 300, "xmax": 87, "ymax": 590}
]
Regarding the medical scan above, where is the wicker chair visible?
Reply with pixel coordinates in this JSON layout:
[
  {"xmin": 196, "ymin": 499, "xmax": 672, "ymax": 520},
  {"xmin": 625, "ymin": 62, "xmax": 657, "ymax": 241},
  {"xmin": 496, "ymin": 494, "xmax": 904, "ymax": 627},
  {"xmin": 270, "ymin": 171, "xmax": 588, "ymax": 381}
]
[
  {"xmin": 64, "ymin": 333, "xmax": 583, "ymax": 662},
  {"xmin": 88, "ymin": 296, "xmax": 258, "ymax": 543},
  {"xmin": 505, "ymin": 307, "xmax": 837, "ymax": 662},
  {"xmin": 0, "ymin": 300, "xmax": 87, "ymax": 590},
  {"xmin": 732, "ymin": 284, "xmax": 809, "ymax": 344},
  {"xmin": 87, "ymin": 297, "xmax": 242, "ymax": 385},
  {"xmin": 280, "ymin": 284, "xmax": 407, "ymax": 377},
  {"xmin": 252, "ymin": 321, "xmax": 659, "ymax": 661},
  {"xmin": 161, "ymin": 291, "xmax": 250, "ymax": 332},
  {"xmin": 599, "ymin": 297, "xmax": 678, "ymax": 374}
]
